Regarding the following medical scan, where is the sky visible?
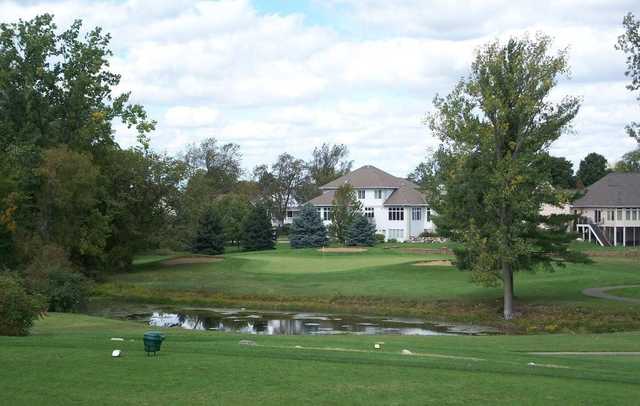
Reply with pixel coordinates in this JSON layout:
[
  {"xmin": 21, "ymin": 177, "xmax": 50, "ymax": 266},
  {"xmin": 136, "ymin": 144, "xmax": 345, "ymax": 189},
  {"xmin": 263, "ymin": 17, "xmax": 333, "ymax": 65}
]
[{"xmin": 2, "ymin": 0, "xmax": 639, "ymax": 177}]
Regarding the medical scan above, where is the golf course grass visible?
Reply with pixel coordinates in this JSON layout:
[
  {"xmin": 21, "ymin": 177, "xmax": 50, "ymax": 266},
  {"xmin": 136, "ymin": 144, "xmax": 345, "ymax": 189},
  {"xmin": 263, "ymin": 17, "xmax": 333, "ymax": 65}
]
[
  {"xmin": 2, "ymin": 313, "xmax": 640, "ymax": 405},
  {"xmin": 94, "ymin": 243, "xmax": 640, "ymax": 334}
]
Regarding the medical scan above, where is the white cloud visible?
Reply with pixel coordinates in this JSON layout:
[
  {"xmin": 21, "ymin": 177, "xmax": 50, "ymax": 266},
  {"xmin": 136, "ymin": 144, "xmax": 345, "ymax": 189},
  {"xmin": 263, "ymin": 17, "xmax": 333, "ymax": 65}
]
[
  {"xmin": 164, "ymin": 106, "xmax": 220, "ymax": 128},
  {"xmin": 2, "ymin": 0, "xmax": 638, "ymax": 176}
]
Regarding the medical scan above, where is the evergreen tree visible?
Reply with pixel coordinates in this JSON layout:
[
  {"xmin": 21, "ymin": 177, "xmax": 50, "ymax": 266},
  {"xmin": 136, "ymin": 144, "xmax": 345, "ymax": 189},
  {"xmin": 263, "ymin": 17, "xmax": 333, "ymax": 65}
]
[
  {"xmin": 191, "ymin": 208, "xmax": 225, "ymax": 255},
  {"xmin": 241, "ymin": 204, "xmax": 275, "ymax": 251},
  {"xmin": 290, "ymin": 204, "xmax": 328, "ymax": 248},
  {"xmin": 346, "ymin": 214, "xmax": 376, "ymax": 246}
]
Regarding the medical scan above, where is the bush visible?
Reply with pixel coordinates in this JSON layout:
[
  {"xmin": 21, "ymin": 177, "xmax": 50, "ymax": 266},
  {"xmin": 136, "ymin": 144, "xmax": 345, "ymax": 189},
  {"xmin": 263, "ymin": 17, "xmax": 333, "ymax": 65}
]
[
  {"xmin": 346, "ymin": 214, "xmax": 376, "ymax": 246},
  {"xmin": 46, "ymin": 270, "xmax": 93, "ymax": 312},
  {"xmin": 0, "ymin": 273, "xmax": 45, "ymax": 336},
  {"xmin": 23, "ymin": 243, "xmax": 93, "ymax": 312},
  {"xmin": 374, "ymin": 233, "xmax": 386, "ymax": 244},
  {"xmin": 419, "ymin": 230, "xmax": 436, "ymax": 238},
  {"xmin": 387, "ymin": 238, "xmax": 398, "ymax": 243},
  {"xmin": 290, "ymin": 204, "xmax": 328, "ymax": 248}
]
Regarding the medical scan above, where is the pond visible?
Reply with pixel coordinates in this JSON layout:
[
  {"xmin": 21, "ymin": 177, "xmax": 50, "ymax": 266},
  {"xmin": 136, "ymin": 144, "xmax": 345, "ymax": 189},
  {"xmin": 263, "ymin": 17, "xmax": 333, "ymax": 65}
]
[{"xmin": 114, "ymin": 307, "xmax": 499, "ymax": 336}]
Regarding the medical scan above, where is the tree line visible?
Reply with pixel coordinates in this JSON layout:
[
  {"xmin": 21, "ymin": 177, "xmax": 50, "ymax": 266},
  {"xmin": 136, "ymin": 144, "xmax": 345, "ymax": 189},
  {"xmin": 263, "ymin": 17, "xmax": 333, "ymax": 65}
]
[{"xmin": 0, "ymin": 15, "xmax": 355, "ymax": 334}]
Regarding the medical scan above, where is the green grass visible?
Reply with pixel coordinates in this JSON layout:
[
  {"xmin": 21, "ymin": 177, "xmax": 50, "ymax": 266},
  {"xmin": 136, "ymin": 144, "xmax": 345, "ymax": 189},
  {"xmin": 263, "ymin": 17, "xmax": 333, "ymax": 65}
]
[
  {"xmin": 2, "ymin": 313, "xmax": 640, "ymax": 405},
  {"xmin": 94, "ymin": 244, "xmax": 640, "ymax": 333},
  {"xmin": 608, "ymin": 287, "xmax": 640, "ymax": 299}
]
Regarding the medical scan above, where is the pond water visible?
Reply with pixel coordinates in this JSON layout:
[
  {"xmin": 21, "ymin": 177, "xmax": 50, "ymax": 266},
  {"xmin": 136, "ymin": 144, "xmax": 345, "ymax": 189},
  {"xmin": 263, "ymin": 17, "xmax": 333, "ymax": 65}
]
[{"xmin": 119, "ymin": 307, "xmax": 498, "ymax": 336}]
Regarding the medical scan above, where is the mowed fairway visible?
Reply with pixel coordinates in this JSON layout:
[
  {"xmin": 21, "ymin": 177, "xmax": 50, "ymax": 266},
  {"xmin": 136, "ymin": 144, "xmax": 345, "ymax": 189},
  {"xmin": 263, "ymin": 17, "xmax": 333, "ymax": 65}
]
[{"xmin": 2, "ymin": 313, "xmax": 640, "ymax": 405}]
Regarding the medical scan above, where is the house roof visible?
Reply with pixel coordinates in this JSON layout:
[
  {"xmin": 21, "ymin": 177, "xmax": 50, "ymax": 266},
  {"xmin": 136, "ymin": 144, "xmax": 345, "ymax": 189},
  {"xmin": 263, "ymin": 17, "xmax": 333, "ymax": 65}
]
[
  {"xmin": 572, "ymin": 173, "xmax": 640, "ymax": 208},
  {"xmin": 306, "ymin": 190, "xmax": 336, "ymax": 206},
  {"xmin": 304, "ymin": 165, "xmax": 428, "ymax": 206},
  {"xmin": 383, "ymin": 185, "xmax": 428, "ymax": 206},
  {"xmin": 320, "ymin": 165, "xmax": 415, "ymax": 189}
]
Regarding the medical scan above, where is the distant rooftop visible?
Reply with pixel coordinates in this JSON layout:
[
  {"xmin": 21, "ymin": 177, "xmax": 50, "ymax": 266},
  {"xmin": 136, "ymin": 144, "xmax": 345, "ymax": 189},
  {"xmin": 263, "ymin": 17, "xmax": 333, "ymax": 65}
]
[
  {"xmin": 572, "ymin": 173, "xmax": 640, "ymax": 207},
  {"xmin": 305, "ymin": 165, "xmax": 427, "ymax": 206},
  {"xmin": 320, "ymin": 165, "xmax": 416, "ymax": 189}
]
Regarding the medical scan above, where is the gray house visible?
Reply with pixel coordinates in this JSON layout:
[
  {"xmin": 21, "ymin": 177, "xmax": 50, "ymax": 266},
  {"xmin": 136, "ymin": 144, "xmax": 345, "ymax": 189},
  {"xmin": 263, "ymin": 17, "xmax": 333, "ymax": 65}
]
[{"xmin": 572, "ymin": 173, "xmax": 640, "ymax": 247}]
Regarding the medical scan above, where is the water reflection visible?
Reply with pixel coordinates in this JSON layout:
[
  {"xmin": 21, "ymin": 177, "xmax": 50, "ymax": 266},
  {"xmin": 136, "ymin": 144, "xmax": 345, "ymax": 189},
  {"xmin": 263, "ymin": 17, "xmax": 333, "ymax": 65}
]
[{"xmin": 127, "ymin": 309, "xmax": 497, "ymax": 336}]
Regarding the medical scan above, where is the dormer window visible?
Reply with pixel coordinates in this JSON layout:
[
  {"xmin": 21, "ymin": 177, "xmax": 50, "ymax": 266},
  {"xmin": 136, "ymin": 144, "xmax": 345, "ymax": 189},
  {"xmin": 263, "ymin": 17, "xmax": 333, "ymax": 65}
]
[
  {"xmin": 357, "ymin": 190, "xmax": 365, "ymax": 199},
  {"xmin": 375, "ymin": 189, "xmax": 383, "ymax": 199}
]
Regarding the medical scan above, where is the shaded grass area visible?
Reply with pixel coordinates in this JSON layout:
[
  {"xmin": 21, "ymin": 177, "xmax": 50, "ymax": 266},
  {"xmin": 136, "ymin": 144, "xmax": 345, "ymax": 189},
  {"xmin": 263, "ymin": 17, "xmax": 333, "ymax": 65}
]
[
  {"xmin": 97, "ymin": 245, "xmax": 640, "ymax": 334},
  {"xmin": 2, "ymin": 313, "xmax": 640, "ymax": 405}
]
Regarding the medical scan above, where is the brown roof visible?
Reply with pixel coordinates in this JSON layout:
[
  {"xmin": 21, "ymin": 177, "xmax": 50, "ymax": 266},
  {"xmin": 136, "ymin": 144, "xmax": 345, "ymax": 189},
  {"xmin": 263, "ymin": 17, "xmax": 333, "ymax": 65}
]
[
  {"xmin": 383, "ymin": 185, "xmax": 428, "ymax": 206},
  {"xmin": 320, "ymin": 165, "xmax": 414, "ymax": 189},
  {"xmin": 306, "ymin": 190, "xmax": 336, "ymax": 206},
  {"xmin": 572, "ymin": 173, "xmax": 640, "ymax": 208}
]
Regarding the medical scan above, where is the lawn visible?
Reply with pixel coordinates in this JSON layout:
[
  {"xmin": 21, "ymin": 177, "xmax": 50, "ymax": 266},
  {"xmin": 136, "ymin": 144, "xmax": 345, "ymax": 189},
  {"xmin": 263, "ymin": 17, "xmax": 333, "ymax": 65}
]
[
  {"xmin": 95, "ymin": 244, "xmax": 640, "ymax": 333},
  {"xmin": 1, "ymin": 313, "xmax": 640, "ymax": 405}
]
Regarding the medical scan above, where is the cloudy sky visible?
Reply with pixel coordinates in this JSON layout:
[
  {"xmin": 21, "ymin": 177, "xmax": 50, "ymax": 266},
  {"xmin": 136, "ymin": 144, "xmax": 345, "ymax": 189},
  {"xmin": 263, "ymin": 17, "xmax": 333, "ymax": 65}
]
[{"xmin": 2, "ymin": 0, "xmax": 639, "ymax": 177}]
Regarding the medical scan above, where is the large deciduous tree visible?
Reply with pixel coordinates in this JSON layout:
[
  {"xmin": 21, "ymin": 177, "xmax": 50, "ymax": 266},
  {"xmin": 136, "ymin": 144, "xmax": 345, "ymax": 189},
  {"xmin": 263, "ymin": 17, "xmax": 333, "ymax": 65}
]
[
  {"xmin": 576, "ymin": 153, "xmax": 610, "ymax": 186},
  {"xmin": 426, "ymin": 35, "xmax": 587, "ymax": 320},
  {"xmin": 0, "ymin": 15, "xmax": 185, "ymax": 276},
  {"xmin": 184, "ymin": 138, "xmax": 242, "ymax": 192},
  {"xmin": 541, "ymin": 154, "xmax": 575, "ymax": 189},
  {"xmin": 615, "ymin": 12, "xmax": 640, "ymax": 170},
  {"xmin": 617, "ymin": 12, "xmax": 640, "ymax": 142},
  {"xmin": 330, "ymin": 184, "xmax": 362, "ymax": 244},
  {"xmin": 254, "ymin": 154, "xmax": 305, "ymax": 227}
]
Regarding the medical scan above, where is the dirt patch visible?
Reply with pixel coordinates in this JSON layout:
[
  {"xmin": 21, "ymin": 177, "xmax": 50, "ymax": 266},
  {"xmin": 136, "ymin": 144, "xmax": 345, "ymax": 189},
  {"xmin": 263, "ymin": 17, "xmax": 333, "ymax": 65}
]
[
  {"xmin": 318, "ymin": 247, "xmax": 368, "ymax": 253},
  {"xmin": 413, "ymin": 260, "xmax": 453, "ymax": 267},
  {"xmin": 398, "ymin": 247, "xmax": 451, "ymax": 255},
  {"xmin": 161, "ymin": 256, "xmax": 224, "ymax": 266}
]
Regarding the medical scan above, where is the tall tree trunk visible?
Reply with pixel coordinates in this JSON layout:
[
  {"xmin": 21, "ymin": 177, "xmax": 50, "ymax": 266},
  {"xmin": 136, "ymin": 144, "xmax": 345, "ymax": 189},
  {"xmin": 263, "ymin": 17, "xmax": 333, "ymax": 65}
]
[{"xmin": 502, "ymin": 262, "xmax": 514, "ymax": 320}]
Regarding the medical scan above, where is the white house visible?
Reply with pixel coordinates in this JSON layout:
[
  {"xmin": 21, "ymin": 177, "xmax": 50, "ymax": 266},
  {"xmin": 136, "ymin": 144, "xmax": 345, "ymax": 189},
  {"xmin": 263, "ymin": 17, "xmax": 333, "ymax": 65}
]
[
  {"xmin": 285, "ymin": 165, "xmax": 435, "ymax": 242},
  {"xmin": 572, "ymin": 172, "xmax": 640, "ymax": 247}
]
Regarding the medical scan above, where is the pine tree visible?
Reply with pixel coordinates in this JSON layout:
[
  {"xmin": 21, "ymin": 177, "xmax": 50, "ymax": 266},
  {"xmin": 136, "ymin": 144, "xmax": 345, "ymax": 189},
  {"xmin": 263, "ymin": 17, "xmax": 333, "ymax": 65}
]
[
  {"xmin": 290, "ymin": 204, "xmax": 328, "ymax": 248},
  {"xmin": 241, "ymin": 204, "xmax": 275, "ymax": 251},
  {"xmin": 191, "ymin": 208, "xmax": 225, "ymax": 255},
  {"xmin": 346, "ymin": 214, "xmax": 376, "ymax": 246}
]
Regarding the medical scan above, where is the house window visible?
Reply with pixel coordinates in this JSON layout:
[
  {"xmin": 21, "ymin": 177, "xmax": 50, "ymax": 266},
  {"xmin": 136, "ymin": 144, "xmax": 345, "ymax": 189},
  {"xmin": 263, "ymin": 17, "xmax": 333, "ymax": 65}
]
[
  {"xmin": 364, "ymin": 207, "xmax": 374, "ymax": 218},
  {"xmin": 323, "ymin": 207, "xmax": 332, "ymax": 221},
  {"xmin": 388, "ymin": 207, "xmax": 404, "ymax": 221},
  {"xmin": 375, "ymin": 189, "xmax": 383, "ymax": 199},
  {"xmin": 426, "ymin": 207, "xmax": 431, "ymax": 222},
  {"xmin": 286, "ymin": 211, "xmax": 294, "ymax": 218},
  {"xmin": 388, "ymin": 229, "xmax": 404, "ymax": 239},
  {"xmin": 633, "ymin": 209, "xmax": 638, "ymax": 221},
  {"xmin": 412, "ymin": 207, "xmax": 422, "ymax": 221},
  {"xmin": 607, "ymin": 210, "xmax": 614, "ymax": 221},
  {"xmin": 626, "ymin": 209, "xmax": 631, "ymax": 221},
  {"xmin": 617, "ymin": 209, "xmax": 623, "ymax": 220},
  {"xmin": 357, "ymin": 190, "xmax": 366, "ymax": 199},
  {"xmin": 317, "ymin": 208, "xmax": 322, "ymax": 218}
]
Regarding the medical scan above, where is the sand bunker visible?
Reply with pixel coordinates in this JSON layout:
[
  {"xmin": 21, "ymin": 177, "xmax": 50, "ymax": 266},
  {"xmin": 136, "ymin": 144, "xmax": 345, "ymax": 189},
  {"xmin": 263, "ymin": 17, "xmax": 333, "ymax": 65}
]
[
  {"xmin": 318, "ymin": 247, "xmax": 368, "ymax": 253},
  {"xmin": 161, "ymin": 256, "xmax": 224, "ymax": 266},
  {"xmin": 399, "ymin": 248, "xmax": 451, "ymax": 255},
  {"xmin": 412, "ymin": 260, "xmax": 453, "ymax": 267}
]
